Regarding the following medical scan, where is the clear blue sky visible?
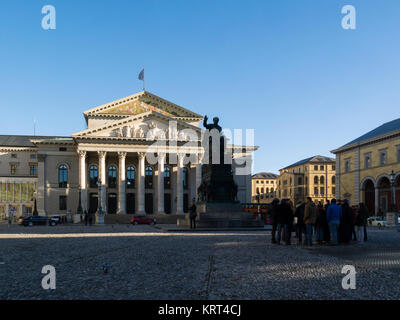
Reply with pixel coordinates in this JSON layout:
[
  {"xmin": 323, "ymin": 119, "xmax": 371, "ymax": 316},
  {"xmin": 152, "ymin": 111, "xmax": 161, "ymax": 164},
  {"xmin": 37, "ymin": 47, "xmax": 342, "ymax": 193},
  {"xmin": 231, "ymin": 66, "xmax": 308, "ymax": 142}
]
[{"xmin": 1, "ymin": 0, "xmax": 399, "ymax": 174}]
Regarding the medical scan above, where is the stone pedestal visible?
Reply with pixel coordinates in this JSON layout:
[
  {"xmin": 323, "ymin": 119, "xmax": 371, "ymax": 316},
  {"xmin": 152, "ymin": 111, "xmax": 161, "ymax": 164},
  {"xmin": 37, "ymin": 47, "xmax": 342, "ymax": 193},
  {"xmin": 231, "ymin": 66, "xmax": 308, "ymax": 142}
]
[{"xmin": 177, "ymin": 202, "xmax": 264, "ymax": 228}]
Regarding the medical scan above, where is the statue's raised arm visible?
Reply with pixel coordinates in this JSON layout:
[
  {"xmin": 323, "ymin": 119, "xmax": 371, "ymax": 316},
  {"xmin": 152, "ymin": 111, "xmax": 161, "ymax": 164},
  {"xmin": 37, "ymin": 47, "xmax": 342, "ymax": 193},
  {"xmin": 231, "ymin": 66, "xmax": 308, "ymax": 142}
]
[{"xmin": 203, "ymin": 115, "xmax": 222, "ymax": 132}]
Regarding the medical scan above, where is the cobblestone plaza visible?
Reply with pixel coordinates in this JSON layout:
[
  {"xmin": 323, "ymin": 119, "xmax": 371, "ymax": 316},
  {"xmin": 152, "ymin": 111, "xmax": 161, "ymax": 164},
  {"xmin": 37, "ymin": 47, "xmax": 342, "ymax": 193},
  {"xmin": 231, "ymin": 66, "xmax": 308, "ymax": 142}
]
[{"xmin": 1, "ymin": 225, "xmax": 400, "ymax": 300}]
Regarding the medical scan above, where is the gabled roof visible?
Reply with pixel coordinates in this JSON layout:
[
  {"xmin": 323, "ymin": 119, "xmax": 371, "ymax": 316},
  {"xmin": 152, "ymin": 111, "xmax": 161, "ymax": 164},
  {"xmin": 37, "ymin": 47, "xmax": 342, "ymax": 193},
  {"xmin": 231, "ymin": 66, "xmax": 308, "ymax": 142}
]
[
  {"xmin": 0, "ymin": 135, "xmax": 71, "ymax": 148},
  {"xmin": 332, "ymin": 118, "xmax": 400, "ymax": 153},
  {"xmin": 252, "ymin": 172, "xmax": 278, "ymax": 179},
  {"xmin": 280, "ymin": 155, "xmax": 335, "ymax": 170},
  {"xmin": 83, "ymin": 91, "xmax": 203, "ymax": 123}
]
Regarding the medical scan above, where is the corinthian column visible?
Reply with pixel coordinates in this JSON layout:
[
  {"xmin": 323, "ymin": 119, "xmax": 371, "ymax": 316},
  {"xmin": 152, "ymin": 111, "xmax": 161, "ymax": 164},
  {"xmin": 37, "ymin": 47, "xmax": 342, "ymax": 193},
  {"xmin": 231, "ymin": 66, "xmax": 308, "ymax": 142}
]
[
  {"xmin": 118, "ymin": 152, "xmax": 127, "ymax": 214},
  {"xmin": 176, "ymin": 153, "xmax": 184, "ymax": 215},
  {"xmin": 98, "ymin": 151, "xmax": 107, "ymax": 214},
  {"xmin": 137, "ymin": 152, "xmax": 146, "ymax": 214},
  {"xmin": 78, "ymin": 151, "xmax": 87, "ymax": 212},
  {"xmin": 157, "ymin": 153, "xmax": 166, "ymax": 214}
]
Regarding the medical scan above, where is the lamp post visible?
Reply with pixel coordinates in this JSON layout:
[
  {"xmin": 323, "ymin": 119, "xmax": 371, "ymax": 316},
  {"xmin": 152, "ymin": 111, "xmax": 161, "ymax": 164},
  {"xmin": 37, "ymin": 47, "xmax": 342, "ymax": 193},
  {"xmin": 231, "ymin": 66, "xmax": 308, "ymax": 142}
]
[{"xmin": 390, "ymin": 170, "xmax": 396, "ymax": 212}]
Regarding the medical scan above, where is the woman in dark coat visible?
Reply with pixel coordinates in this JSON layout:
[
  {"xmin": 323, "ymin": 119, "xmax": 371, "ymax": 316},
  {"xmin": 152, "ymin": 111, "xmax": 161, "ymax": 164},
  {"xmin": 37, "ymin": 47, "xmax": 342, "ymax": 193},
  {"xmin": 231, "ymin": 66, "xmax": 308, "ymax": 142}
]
[{"xmin": 339, "ymin": 200, "xmax": 353, "ymax": 244}]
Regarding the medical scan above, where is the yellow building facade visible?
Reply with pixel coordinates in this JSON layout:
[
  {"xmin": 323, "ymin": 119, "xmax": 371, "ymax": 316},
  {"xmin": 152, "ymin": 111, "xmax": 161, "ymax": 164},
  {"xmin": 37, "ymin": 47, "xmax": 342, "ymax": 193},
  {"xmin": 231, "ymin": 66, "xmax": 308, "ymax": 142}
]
[
  {"xmin": 331, "ymin": 119, "xmax": 400, "ymax": 214},
  {"xmin": 277, "ymin": 155, "xmax": 336, "ymax": 205},
  {"xmin": 251, "ymin": 172, "xmax": 278, "ymax": 203}
]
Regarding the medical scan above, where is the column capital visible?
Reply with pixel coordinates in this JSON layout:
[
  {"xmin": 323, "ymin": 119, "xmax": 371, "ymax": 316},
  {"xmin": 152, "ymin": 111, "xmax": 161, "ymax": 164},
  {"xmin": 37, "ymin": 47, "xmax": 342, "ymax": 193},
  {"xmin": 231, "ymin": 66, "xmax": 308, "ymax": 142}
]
[
  {"xmin": 118, "ymin": 151, "xmax": 127, "ymax": 159},
  {"xmin": 97, "ymin": 151, "xmax": 107, "ymax": 159},
  {"xmin": 138, "ymin": 152, "xmax": 146, "ymax": 160},
  {"xmin": 78, "ymin": 150, "xmax": 87, "ymax": 158}
]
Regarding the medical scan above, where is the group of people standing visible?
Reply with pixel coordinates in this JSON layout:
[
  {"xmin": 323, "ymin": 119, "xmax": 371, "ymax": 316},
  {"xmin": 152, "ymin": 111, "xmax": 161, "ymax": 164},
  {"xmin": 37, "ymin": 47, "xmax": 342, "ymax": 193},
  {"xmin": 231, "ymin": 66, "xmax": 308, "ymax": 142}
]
[
  {"xmin": 82, "ymin": 210, "xmax": 94, "ymax": 226},
  {"xmin": 269, "ymin": 197, "xmax": 369, "ymax": 246}
]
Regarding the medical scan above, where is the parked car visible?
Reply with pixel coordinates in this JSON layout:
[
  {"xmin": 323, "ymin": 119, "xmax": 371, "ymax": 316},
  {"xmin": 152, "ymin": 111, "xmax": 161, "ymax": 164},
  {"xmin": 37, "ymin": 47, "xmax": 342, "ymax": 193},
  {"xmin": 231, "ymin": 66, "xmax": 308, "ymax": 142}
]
[
  {"xmin": 18, "ymin": 216, "xmax": 58, "ymax": 227},
  {"xmin": 367, "ymin": 216, "xmax": 387, "ymax": 227},
  {"xmin": 130, "ymin": 215, "xmax": 156, "ymax": 225}
]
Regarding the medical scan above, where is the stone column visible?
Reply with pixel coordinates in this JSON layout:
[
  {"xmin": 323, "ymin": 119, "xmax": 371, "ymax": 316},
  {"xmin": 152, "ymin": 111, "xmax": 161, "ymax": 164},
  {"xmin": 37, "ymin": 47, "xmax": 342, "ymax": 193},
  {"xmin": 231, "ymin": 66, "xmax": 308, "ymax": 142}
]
[
  {"xmin": 375, "ymin": 186, "xmax": 379, "ymax": 215},
  {"xmin": 195, "ymin": 162, "xmax": 202, "ymax": 202},
  {"xmin": 78, "ymin": 151, "xmax": 87, "ymax": 212},
  {"xmin": 37, "ymin": 154, "xmax": 47, "ymax": 216},
  {"xmin": 176, "ymin": 153, "xmax": 184, "ymax": 215},
  {"xmin": 157, "ymin": 153, "xmax": 166, "ymax": 214},
  {"xmin": 118, "ymin": 152, "xmax": 127, "ymax": 214},
  {"xmin": 137, "ymin": 152, "xmax": 146, "ymax": 214},
  {"xmin": 98, "ymin": 151, "xmax": 107, "ymax": 213}
]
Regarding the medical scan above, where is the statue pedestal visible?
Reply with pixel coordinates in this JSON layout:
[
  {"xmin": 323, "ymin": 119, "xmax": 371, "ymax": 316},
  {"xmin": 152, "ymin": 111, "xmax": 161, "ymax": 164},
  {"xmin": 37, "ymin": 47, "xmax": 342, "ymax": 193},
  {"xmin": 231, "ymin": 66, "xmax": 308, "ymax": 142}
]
[{"xmin": 177, "ymin": 202, "xmax": 264, "ymax": 228}]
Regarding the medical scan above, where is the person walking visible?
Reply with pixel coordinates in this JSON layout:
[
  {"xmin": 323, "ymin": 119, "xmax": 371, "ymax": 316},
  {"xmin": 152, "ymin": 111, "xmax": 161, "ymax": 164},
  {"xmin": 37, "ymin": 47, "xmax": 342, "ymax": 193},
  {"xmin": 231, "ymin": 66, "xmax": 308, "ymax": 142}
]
[
  {"xmin": 269, "ymin": 199, "xmax": 280, "ymax": 244},
  {"xmin": 189, "ymin": 199, "xmax": 197, "ymax": 229},
  {"xmin": 326, "ymin": 199, "xmax": 342, "ymax": 245},
  {"xmin": 294, "ymin": 201, "xmax": 305, "ymax": 245},
  {"xmin": 84, "ymin": 210, "xmax": 88, "ymax": 226},
  {"xmin": 303, "ymin": 197, "xmax": 317, "ymax": 246}
]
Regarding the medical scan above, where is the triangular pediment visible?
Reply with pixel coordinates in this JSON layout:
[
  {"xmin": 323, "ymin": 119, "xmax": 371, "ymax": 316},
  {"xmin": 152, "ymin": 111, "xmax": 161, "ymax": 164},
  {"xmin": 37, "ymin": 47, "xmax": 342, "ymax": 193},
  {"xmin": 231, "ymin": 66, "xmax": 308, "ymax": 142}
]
[
  {"xmin": 84, "ymin": 91, "xmax": 203, "ymax": 120},
  {"xmin": 73, "ymin": 110, "xmax": 201, "ymax": 139}
]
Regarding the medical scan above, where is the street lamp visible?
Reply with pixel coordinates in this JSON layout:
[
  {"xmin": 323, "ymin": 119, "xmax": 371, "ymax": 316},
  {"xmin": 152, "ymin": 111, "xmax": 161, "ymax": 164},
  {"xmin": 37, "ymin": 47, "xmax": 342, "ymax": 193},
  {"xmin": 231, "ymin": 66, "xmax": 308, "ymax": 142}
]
[{"xmin": 389, "ymin": 170, "xmax": 396, "ymax": 212}]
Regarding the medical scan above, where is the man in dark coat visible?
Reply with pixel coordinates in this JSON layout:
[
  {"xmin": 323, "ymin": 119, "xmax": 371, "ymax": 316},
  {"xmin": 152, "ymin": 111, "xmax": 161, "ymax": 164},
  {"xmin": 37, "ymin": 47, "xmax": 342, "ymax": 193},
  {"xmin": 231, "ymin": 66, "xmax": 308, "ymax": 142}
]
[
  {"xmin": 339, "ymin": 200, "xmax": 353, "ymax": 244},
  {"xmin": 269, "ymin": 199, "xmax": 280, "ymax": 244},
  {"xmin": 294, "ymin": 201, "xmax": 305, "ymax": 245},
  {"xmin": 189, "ymin": 199, "xmax": 197, "ymax": 229},
  {"xmin": 277, "ymin": 199, "xmax": 293, "ymax": 245}
]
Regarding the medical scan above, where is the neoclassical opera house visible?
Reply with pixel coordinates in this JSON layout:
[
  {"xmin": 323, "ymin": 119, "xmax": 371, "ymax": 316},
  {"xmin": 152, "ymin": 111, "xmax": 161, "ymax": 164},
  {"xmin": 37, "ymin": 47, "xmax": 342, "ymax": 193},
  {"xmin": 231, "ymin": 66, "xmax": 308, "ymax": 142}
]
[{"xmin": 0, "ymin": 91, "xmax": 256, "ymax": 220}]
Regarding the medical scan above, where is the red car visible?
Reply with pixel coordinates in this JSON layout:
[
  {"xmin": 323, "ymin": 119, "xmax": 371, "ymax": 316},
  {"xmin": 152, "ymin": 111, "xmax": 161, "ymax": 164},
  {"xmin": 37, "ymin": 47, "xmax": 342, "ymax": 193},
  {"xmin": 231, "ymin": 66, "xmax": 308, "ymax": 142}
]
[{"xmin": 130, "ymin": 215, "xmax": 156, "ymax": 225}]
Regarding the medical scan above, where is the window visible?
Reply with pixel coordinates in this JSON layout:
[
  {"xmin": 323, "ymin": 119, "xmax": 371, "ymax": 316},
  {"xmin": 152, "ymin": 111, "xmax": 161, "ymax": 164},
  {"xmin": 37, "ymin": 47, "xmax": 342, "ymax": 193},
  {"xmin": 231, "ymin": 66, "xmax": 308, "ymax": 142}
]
[
  {"xmin": 364, "ymin": 153, "xmax": 371, "ymax": 169},
  {"xmin": 320, "ymin": 176, "xmax": 324, "ymax": 184},
  {"xmin": 30, "ymin": 154, "xmax": 36, "ymax": 159},
  {"xmin": 182, "ymin": 167, "xmax": 189, "ymax": 189},
  {"xmin": 256, "ymin": 187, "xmax": 259, "ymax": 194},
  {"xmin": 320, "ymin": 187, "xmax": 324, "ymax": 195},
  {"xmin": 314, "ymin": 187, "xmax": 318, "ymax": 195},
  {"xmin": 332, "ymin": 176, "xmax": 336, "ymax": 184},
  {"xmin": 379, "ymin": 150, "xmax": 387, "ymax": 166},
  {"xmin": 29, "ymin": 164, "xmax": 37, "ymax": 176},
  {"xmin": 58, "ymin": 164, "xmax": 68, "ymax": 188},
  {"xmin": 261, "ymin": 187, "xmax": 264, "ymax": 194},
  {"xmin": 314, "ymin": 176, "xmax": 319, "ymax": 184},
  {"xmin": 332, "ymin": 165, "xmax": 336, "ymax": 171},
  {"xmin": 126, "ymin": 166, "xmax": 135, "ymax": 188},
  {"xmin": 108, "ymin": 165, "xmax": 117, "ymax": 188},
  {"xmin": 314, "ymin": 165, "xmax": 318, "ymax": 171},
  {"xmin": 59, "ymin": 195, "xmax": 67, "ymax": 210},
  {"xmin": 298, "ymin": 177, "xmax": 302, "ymax": 185},
  {"xmin": 344, "ymin": 159, "xmax": 351, "ymax": 173},
  {"xmin": 11, "ymin": 154, "xmax": 17, "ymax": 158},
  {"xmin": 89, "ymin": 165, "xmax": 98, "ymax": 188},
  {"xmin": 164, "ymin": 166, "xmax": 171, "ymax": 189},
  {"xmin": 320, "ymin": 165, "xmax": 324, "ymax": 170},
  {"xmin": 332, "ymin": 187, "xmax": 336, "ymax": 195},
  {"xmin": 261, "ymin": 181, "xmax": 264, "ymax": 184},
  {"xmin": 145, "ymin": 166, "xmax": 153, "ymax": 189},
  {"xmin": 10, "ymin": 164, "xmax": 17, "ymax": 175},
  {"xmin": 59, "ymin": 147, "xmax": 67, "ymax": 152}
]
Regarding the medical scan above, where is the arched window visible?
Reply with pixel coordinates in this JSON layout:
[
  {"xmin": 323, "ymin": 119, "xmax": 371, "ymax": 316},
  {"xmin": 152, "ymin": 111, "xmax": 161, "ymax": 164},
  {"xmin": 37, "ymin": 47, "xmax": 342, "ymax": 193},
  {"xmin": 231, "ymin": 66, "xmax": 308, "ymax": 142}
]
[
  {"xmin": 266, "ymin": 187, "xmax": 269, "ymax": 193},
  {"xmin": 332, "ymin": 176, "xmax": 336, "ymax": 184},
  {"xmin": 261, "ymin": 187, "xmax": 264, "ymax": 194},
  {"xmin": 108, "ymin": 165, "xmax": 117, "ymax": 188},
  {"xmin": 89, "ymin": 165, "xmax": 98, "ymax": 188},
  {"xmin": 58, "ymin": 164, "xmax": 68, "ymax": 188},
  {"xmin": 314, "ymin": 176, "xmax": 319, "ymax": 184},
  {"xmin": 182, "ymin": 167, "xmax": 189, "ymax": 189},
  {"xmin": 320, "ymin": 176, "xmax": 324, "ymax": 184},
  {"xmin": 126, "ymin": 166, "xmax": 135, "ymax": 189},
  {"xmin": 164, "ymin": 166, "xmax": 171, "ymax": 189},
  {"xmin": 145, "ymin": 166, "xmax": 153, "ymax": 189}
]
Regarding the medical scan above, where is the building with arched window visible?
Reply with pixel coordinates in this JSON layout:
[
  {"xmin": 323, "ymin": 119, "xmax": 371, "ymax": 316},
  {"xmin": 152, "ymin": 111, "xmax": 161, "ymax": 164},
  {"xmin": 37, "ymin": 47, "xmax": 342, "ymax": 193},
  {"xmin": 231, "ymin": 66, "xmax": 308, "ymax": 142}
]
[
  {"xmin": 277, "ymin": 155, "xmax": 336, "ymax": 204},
  {"xmin": 251, "ymin": 172, "xmax": 278, "ymax": 203},
  {"xmin": 332, "ymin": 118, "xmax": 400, "ymax": 214},
  {"xmin": 0, "ymin": 91, "xmax": 257, "ymax": 221}
]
